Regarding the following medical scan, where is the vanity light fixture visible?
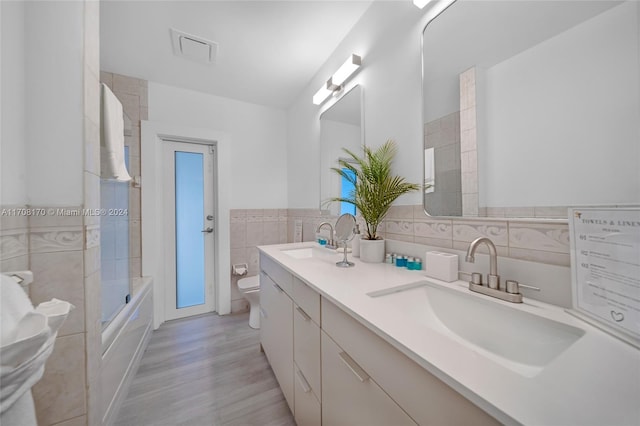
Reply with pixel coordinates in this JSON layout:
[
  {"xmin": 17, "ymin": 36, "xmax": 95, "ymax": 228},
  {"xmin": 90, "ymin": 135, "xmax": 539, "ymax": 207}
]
[
  {"xmin": 413, "ymin": 0, "xmax": 433, "ymax": 9},
  {"xmin": 313, "ymin": 54, "xmax": 361, "ymax": 105},
  {"xmin": 313, "ymin": 81, "xmax": 335, "ymax": 106}
]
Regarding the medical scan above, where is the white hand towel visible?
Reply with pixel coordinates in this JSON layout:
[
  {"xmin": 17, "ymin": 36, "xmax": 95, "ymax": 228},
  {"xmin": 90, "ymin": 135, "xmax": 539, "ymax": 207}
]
[
  {"xmin": 101, "ymin": 83, "xmax": 132, "ymax": 182},
  {"xmin": 1, "ymin": 274, "xmax": 73, "ymax": 418}
]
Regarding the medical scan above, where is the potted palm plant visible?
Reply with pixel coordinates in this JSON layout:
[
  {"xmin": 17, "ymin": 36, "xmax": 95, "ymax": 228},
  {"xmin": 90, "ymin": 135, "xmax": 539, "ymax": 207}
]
[{"xmin": 329, "ymin": 140, "xmax": 420, "ymax": 262}]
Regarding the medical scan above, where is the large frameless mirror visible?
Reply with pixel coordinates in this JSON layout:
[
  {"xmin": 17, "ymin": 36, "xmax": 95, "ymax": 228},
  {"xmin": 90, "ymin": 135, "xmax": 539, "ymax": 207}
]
[
  {"xmin": 320, "ymin": 85, "xmax": 363, "ymax": 216},
  {"xmin": 422, "ymin": 0, "xmax": 640, "ymax": 218}
]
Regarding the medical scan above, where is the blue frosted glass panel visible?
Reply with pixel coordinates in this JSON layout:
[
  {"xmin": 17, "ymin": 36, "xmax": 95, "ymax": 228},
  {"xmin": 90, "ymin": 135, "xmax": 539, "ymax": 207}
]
[
  {"xmin": 175, "ymin": 151, "xmax": 205, "ymax": 309},
  {"xmin": 340, "ymin": 168, "xmax": 357, "ymax": 216}
]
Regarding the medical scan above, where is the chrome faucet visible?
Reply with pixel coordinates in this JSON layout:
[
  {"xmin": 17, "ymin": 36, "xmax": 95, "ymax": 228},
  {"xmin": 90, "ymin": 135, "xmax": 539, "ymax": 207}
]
[
  {"xmin": 466, "ymin": 237, "xmax": 500, "ymax": 289},
  {"xmin": 316, "ymin": 222, "xmax": 335, "ymax": 248},
  {"xmin": 465, "ymin": 237, "xmax": 523, "ymax": 303}
]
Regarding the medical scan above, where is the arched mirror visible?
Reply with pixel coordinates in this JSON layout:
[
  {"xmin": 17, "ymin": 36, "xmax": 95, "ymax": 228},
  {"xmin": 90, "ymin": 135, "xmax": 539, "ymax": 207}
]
[
  {"xmin": 320, "ymin": 85, "xmax": 363, "ymax": 215},
  {"xmin": 422, "ymin": 0, "xmax": 640, "ymax": 218}
]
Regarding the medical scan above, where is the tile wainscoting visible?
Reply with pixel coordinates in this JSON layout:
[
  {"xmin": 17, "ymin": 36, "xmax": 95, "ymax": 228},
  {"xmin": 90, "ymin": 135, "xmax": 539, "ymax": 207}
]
[
  {"xmin": 382, "ymin": 205, "xmax": 570, "ymax": 267},
  {"xmin": 229, "ymin": 209, "xmax": 289, "ymax": 312},
  {"xmin": 228, "ymin": 205, "xmax": 570, "ymax": 313},
  {"xmin": 0, "ymin": 206, "xmax": 92, "ymax": 425},
  {"xmin": 284, "ymin": 206, "xmax": 570, "ymax": 267}
]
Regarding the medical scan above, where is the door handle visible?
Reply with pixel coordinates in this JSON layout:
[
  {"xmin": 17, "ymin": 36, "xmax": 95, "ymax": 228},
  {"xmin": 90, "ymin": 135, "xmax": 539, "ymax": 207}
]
[
  {"xmin": 201, "ymin": 227, "xmax": 214, "ymax": 233},
  {"xmin": 296, "ymin": 368, "xmax": 312, "ymax": 393},
  {"xmin": 338, "ymin": 351, "xmax": 370, "ymax": 382},
  {"xmin": 296, "ymin": 306, "xmax": 311, "ymax": 322}
]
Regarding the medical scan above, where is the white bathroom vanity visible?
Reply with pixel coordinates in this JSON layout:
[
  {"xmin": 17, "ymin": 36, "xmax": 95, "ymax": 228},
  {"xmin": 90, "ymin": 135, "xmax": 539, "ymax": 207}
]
[{"xmin": 258, "ymin": 242, "xmax": 639, "ymax": 426}]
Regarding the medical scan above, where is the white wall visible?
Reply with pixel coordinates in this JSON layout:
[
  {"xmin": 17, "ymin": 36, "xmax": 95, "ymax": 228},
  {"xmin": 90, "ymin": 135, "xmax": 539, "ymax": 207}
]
[
  {"xmin": 24, "ymin": 1, "xmax": 85, "ymax": 206},
  {"xmin": 1, "ymin": 1, "xmax": 85, "ymax": 207},
  {"xmin": 1, "ymin": 1, "xmax": 26, "ymax": 205},
  {"xmin": 286, "ymin": 1, "xmax": 452, "ymax": 209},
  {"xmin": 482, "ymin": 1, "xmax": 640, "ymax": 207},
  {"xmin": 148, "ymin": 82, "xmax": 288, "ymax": 208}
]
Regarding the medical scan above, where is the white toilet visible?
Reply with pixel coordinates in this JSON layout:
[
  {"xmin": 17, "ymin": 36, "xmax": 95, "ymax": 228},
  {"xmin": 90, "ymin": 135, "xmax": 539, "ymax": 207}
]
[{"xmin": 238, "ymin": 275, "xmax": 260, "ymax": 329}]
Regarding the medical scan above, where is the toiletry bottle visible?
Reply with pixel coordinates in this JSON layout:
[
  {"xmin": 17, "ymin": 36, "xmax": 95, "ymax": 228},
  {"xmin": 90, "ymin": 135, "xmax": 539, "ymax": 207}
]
[
  {"xmin": 407, "ymin": 257, "xmax": 415, "ymax": 270},
  {"xmin": 352, "ymin": 224, "xmax": 361, "ymax": 257},
  {"xmin": 414, "ymin": 257, "xmax": 422, "ymax": 271}
]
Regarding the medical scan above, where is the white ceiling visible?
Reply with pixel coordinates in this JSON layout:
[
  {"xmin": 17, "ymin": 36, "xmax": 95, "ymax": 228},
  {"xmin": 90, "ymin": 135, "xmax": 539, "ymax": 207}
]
[{"xmin": 100, "ymin": 1, "xmax": 374, "ymax": 109}]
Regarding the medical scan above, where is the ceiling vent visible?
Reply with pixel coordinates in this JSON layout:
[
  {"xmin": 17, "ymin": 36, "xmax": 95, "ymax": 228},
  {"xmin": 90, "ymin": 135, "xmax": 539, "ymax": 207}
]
[{"xmin": 170, "ymin": 28, "xmax": 218, "ymax": 64}]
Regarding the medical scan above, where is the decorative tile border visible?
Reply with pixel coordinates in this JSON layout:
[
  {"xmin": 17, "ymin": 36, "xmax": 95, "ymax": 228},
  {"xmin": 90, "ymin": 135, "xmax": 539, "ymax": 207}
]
[
  {"xmin": 30, "ymin": 226, "xmax": 84, "ymax": 254},
  {"xmin": 85, "ymin": 225, "xmax": 100, "ymax": 249},
  {"xmin": 413, "ymin": 219, "xmax": 453, "ymax": 240},
  {"xmin": 508, "ymin": 222, "xmax": 570, "ymax": 253},
  {"xmin": 0, "ymin": 230, "xmax": 29, "ymax": 260},
  {"xmin": 452, "ymin": 220, "xmax": 509, "ymax": 246}
]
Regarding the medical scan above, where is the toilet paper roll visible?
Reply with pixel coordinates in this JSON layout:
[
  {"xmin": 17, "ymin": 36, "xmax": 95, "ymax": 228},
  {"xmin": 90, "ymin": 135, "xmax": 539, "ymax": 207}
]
[{"xmin": 233, "ymin": 266, "xmax": 247, "ymax": 276}]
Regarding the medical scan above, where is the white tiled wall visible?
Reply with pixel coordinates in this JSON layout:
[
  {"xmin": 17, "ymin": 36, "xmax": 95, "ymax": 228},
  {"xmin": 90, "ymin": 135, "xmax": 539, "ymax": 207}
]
[
  {"xmin": 460, "ymin": 67, "xmax": 479, "ymax": 217},
  {"xmin": 424, "ymin": 111, "xmax": 462, "ymax": 216}
]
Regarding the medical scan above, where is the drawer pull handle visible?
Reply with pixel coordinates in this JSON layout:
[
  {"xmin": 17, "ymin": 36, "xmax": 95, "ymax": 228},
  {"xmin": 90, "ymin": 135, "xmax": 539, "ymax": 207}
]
[
  {"xmin": 338, "ymin": 351, "xmax": 370, "ymax": 382},
  {"xmin": 296, "ymin": 306, "xmax": 311, "ymax": 321},
  {"xmin": 296, "ymin": 369, "xmax": 312, "ymax": 393}
]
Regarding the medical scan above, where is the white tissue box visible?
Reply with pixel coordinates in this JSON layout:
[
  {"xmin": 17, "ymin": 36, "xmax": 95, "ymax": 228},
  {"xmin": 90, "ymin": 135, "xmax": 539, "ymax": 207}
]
[{"xmin": 425, "ymin": 251, "xmax": 458, "ymax": 282}]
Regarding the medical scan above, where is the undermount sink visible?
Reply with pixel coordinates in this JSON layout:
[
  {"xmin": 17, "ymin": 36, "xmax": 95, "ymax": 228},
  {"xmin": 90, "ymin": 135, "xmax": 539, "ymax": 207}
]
[
  {"xmin": 281, "ymin": 246, "xmax": 337, "ymax": 260},
  {"xmin": 369, "ymin": 281, "xmax": 585, "ymax": 377}
]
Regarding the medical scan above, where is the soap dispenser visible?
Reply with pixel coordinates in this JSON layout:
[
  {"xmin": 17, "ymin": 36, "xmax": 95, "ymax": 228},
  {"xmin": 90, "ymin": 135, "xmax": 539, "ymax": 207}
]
[{"xmin": 352, "ymin": 223, "xmax": 361, "ymax": 257}]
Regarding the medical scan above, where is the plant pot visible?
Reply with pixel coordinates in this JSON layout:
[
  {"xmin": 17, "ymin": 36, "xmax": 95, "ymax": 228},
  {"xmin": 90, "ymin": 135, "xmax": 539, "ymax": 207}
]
[{"xmin": 360, "ymin": 238, "xmax": 385, "ymax": 263}]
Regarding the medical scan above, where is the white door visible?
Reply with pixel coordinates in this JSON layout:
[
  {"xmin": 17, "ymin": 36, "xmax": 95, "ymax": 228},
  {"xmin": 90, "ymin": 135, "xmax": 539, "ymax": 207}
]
[{"xmin": 163, "ymin": 141, "xmax": 216, "ymax": 320}]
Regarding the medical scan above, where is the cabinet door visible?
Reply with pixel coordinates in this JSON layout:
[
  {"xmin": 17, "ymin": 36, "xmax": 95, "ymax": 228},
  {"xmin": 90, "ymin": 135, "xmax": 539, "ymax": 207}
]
[
  {"xmin": 260, "ymin": 272, "xmax": 294, "ymax": 411},
  {"xmin": 321, "ymin": 331, "xmax": 417, "ymax": 426}
]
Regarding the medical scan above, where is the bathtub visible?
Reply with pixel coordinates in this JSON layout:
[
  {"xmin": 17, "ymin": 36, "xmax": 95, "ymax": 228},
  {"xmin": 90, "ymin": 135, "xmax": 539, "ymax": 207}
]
[{"xmin": 100, "ymin": 276, "xmax": 153, "ymax": 426}]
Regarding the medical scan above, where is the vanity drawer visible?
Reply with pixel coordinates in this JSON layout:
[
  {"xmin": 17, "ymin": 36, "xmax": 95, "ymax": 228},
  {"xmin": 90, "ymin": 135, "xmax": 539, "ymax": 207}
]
[
  {"xmin": 293, "ymin": 276, "xmax": 320, "ymax": 324},
  {"xmin": 294, "ymin": 303, "xmax": 321, "ymax": 397},
  {"xmin": 260, "ymin": 253, "xmax": 293, "ymax": 295},
  {"xmin": 321, "ymin": 297, "xmax": 498, "ymax": 426},
  {"xmin": 294, "ymin": 363, "xmax": 321, "ymax": 426},
  {"xmin": 321, "ymin": 330, "xmax": 416, "ymax": 426}
]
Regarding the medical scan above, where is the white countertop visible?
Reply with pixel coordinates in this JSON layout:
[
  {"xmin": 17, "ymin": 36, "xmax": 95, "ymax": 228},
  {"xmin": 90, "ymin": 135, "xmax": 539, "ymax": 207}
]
[{"xmin": 258, "ymin": 242, "xmax": 640, "ymax": 426}]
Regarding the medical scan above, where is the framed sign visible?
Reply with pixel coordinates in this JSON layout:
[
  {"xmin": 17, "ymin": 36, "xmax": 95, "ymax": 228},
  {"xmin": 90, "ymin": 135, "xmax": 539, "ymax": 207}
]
[{"xmin": 568, "ymin": 207, "xmax": 640, "ymax": 347}]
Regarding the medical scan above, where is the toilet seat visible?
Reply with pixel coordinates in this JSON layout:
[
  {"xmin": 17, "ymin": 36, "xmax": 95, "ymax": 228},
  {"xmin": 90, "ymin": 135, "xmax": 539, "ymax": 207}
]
[{"xmin": 238, "ymin": 275, "xmax": 259, "ymax": 291}]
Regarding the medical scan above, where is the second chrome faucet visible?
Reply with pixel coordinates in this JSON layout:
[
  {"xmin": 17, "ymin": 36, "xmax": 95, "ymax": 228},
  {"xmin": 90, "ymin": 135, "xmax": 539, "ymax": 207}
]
[{"xmin": 316, "ymin": 222, "xmax": 336, "ymax": 249}]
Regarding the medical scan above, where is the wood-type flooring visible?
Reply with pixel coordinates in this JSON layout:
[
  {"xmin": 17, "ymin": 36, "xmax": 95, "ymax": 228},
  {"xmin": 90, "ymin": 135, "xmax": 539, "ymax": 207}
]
[{"xmin": 114, "ymin": 312, "xmax": 295, "ymax": 426}]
